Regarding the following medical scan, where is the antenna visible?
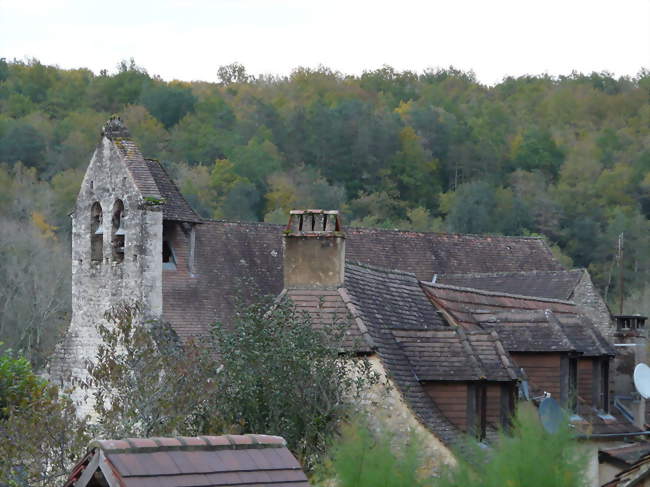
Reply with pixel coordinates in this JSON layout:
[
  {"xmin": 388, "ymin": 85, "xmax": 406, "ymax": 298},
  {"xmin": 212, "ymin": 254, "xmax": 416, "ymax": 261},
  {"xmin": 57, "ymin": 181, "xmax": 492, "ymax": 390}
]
[
  {"xmin": 539, "ymin": 397, "xmax": 563, "ymax": 434},
  {"xmin": 633, "ymin": 363, "xmax": 650, "ymax": 399},
  {"xmin": 619, "ymin": 232, "xmax": 625, "ymax": 315}
]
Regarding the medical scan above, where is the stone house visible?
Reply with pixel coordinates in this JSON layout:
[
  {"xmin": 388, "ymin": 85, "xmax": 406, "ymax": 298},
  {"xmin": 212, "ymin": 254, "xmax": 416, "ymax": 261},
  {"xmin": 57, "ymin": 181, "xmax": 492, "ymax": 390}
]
[{"xmin": 50, "ymin": 117, "xmax": 648, "ymax": 485}]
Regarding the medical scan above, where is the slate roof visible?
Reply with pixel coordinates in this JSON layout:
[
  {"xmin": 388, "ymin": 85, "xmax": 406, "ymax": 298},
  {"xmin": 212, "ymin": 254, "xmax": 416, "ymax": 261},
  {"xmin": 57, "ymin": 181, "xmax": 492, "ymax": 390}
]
[
  {"xmin": 436, "ymin": 270, "xmax": 585, "ymax": 300},
  {"xmin": 146, "ymin": 159, "xmax": 202, "ymax": 223},
  {"xmin": 64, "ymin": 435, "xmax": 310, "ymax": 487},
  {"xmin": 103, "ymin": 117, "xmax": 201, "ymax": 223},
  {"xmin": 421, "ymin": 283, "xmax": 614, "ymax": 357},
  {"xmin": 390, "ymin": 328, "xmax": 519, "ymax": 382},
  {"xmin": 476, "ymin": 309, "xmax": 575, "ymax": 353},
  {"xmin": 345, "ymin": 228, "xmax": 563, "ymax": 280},
  {"xmin": 337, "ymin": 263, "xmax": 518, "ymax": 448}
]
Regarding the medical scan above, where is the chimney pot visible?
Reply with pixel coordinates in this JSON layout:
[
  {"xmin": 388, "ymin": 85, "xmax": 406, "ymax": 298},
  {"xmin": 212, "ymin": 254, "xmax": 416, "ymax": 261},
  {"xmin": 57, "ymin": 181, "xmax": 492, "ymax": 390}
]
[{"xmin": 283, "ymin": 210, "xmax": 345, "ymax": 290}]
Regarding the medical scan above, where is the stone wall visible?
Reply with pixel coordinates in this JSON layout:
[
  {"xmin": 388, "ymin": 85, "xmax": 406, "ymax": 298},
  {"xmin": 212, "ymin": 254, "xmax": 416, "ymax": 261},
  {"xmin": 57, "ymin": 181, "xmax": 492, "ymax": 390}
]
[
  {"xmin": 47, "ymin": 137, "xmax": 163, "ymax": 416},
  {"xmin": 359, "ymin": 356, "xmax": 456, "ymax": 474},
  {"xmin": 573, "ymin": 269, "xmax": 614, "ymax": 341}
]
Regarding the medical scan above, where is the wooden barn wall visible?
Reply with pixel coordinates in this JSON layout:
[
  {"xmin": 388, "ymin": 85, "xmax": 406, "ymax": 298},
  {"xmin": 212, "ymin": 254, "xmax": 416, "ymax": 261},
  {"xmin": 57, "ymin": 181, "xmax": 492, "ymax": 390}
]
[
  {"xmin": 423, "ymin": 382, "xmax": 468, "ymax": 432},
  {"xmin": 511, "ymin": 353, "xmax": 562, "ymax": 398}
]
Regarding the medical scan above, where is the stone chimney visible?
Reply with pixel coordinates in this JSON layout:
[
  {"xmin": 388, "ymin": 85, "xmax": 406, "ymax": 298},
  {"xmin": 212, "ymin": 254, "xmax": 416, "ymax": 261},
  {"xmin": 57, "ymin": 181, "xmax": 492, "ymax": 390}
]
[{"xmin": 283, "ymin": 210, "xmax": 345, "ymax": 290}]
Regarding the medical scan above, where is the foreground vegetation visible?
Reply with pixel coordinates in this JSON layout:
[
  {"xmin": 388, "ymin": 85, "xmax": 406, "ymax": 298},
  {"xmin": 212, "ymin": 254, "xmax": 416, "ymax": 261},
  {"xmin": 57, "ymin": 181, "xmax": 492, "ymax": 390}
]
[
  {"xmin": 321, "ymin": 405, "xmax": 587, "ymax": 487},
  {"xmin": 0, "ymin": 58, "xmax": 648, "ymax": 364}
]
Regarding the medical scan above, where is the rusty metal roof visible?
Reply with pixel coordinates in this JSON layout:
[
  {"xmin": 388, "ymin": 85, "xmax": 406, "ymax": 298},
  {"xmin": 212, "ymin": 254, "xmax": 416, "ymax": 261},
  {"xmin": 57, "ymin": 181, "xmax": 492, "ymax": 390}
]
[{"xmin": 63, "ymin": 435, "xmax": 311, "ymax": 487}]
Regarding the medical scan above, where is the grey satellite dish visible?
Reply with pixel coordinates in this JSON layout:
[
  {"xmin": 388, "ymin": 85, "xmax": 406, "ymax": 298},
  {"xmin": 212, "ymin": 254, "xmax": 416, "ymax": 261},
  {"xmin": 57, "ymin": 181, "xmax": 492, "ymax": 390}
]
[
  {"xmin": 539, "ymin": 397, "xmax": 563, "ymax": 434},
  {"xmin": 633, "ymin": 363, "xmax": 650, "ymax": 399}
]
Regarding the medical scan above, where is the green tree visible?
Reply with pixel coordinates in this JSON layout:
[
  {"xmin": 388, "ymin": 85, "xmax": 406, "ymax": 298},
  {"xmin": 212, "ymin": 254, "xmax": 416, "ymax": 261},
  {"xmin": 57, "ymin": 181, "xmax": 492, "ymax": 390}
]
[
  {"xmin": 84, "ymin": 303, "xmax": 222, "ymax": 439},
  {"xmin": 140, "ymin": 81, "xmax": 196, "ymax": 128},
  {"xmin": 0, "ymin": 350, "xmax": 89, "ymax": 487},
  {"xmin": 436, "ymin": 404, "xmax": 588, "ymax": 487},
  {"xmin": 0, "ymin": 121, "xmax": 46, "ymax": 168},
  {"xmin": 212, "ymin": 295, "xmax": 378, "ymax": 471},
  {"xmin": 323, "ymin": 418, "xmax": 431, "ymax": 487}
]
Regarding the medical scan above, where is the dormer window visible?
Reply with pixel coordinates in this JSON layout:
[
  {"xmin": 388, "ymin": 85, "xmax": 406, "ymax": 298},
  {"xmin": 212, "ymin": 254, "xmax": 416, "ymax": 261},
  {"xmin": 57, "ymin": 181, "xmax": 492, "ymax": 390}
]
[
  {"xmin": 90, "ymin": 202, "xmax": 103, "ymax": 262},
  {"xmin": 111, "ymin": 200, "xmax": 125, "ymax": 263}
]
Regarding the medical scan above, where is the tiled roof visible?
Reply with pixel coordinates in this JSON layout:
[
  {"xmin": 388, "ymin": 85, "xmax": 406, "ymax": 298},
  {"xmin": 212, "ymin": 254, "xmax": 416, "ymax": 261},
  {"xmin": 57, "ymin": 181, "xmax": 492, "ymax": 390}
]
[
  {"xmin": 341, "ymin": 263, "xmax": 518, "ymax": 448},
  {"xmin": 600, "ymin": 442, "xmax": 650, "ymax": 466},
  {"xmin": 436, "ymin": 270, "xmax": 585, "ymax": 300},
  {"xmin": 390, "ymin": 328, "xmax": 519, "ymax": 382},
  {"xmin": 421, "ymin": 283, "xmax": 614, "ymax": 357},
  {"xmin": 64, "ymin": 435, "xmax": 310, "ymax": 487},
  {"xmin": 283, "ymin": 288, "xmax": 372, "ymax": 352},
  {"xmin": 162, "ymin": 222, "xmax": 561, "ymax": 341},
  {"xmin": 345, "ymin": 228, "xmax": 562, "ymax": 280},
  {"xmin": 103, "ymin": 117, "xmax": 200, "ymax": 223},
  {"xmin": 146, "ymin": 159, "xmax": 202, "ymax": 223},
  {"xmin": 477, "ymin": 309, "xmax": 575, "ymax": 353}
]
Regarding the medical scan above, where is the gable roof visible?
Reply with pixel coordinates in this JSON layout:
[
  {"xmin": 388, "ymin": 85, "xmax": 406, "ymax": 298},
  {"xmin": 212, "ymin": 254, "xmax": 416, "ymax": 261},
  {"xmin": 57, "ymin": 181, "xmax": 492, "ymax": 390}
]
[
  {"xmin": 163, "ymin": 221, "xmax": 562, "ymax": 341},
  {"xmin": 390, "ymin": 328, "xmax": 519, "ymax": 382},
  {"xmin": 102, "ymin": 117, "xmax": 201, "ymax": 223},
  {"xmin": 64, "ymin": 435, "xmax": 310, "ymax": 487},
  {"xmin": 478, "ymin": 309, "xmax": 575, "ymax": 353},
  {"xmin": 421, "ymin": 283, "xmax": 614, "ymax": 357},
  {"xmin": 436, "ymin": 270, "xmax": 585, "ymax": 300},
  {"xmin": 345, "ymin": 228, "xmax": 563, "ymax": 280},
  {"xmin": 336, "ymin": 263, "xmax": 517, "ymax": 448},
  {"xmin": 146, "ymin": 159, "xmax": 202, "ymax": 223}
]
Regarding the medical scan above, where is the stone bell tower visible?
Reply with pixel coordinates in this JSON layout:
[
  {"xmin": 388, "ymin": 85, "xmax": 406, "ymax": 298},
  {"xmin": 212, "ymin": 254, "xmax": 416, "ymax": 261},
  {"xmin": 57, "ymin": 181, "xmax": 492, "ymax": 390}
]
[{"xmin": 48, "ymin": 117, "xmax": 164, "ymax": 412}]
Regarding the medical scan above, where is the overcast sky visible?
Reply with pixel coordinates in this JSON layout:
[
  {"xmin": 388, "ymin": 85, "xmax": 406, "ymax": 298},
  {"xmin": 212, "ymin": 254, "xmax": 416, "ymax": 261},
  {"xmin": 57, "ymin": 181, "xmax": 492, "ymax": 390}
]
[{"xmin": 1, "ymin": 0, "xmax": 648, "ymax": 85}]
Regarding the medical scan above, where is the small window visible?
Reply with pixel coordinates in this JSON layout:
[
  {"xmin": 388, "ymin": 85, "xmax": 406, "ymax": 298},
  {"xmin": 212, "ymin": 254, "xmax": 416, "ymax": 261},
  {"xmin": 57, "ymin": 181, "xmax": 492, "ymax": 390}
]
[
  {"xmin": 111, "ymin": 200, "xmax": 125, "ymax": 263},
  {"xmin": 90, "ymin": 202, "xmax": 103, "ymax": 262},
  {"xmin": 162, "ymin": 241, "xmax": 176, "ymax": 270},
  {"xmin": 600, "ymin": 359, "xmax": 610, "ymax": 412},
  {"xmin": 568, "ymin": 358, "xmax": 578, "ymax": 412}
]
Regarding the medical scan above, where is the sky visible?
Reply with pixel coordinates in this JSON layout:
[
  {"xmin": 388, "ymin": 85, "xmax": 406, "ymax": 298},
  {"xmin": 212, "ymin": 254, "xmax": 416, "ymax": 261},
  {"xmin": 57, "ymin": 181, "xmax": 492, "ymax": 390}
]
[{"xmin": 1, "ymin": 0, "xmax": 649, "ymax": 85}]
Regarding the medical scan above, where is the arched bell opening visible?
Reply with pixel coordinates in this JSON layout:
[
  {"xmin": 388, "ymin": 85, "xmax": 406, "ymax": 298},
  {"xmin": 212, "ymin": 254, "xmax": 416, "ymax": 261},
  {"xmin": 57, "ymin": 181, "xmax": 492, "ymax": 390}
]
[
  {"xmin": 90, "ymin": 202, "xmax": 103, "ymax": 262},
  {"xmin": 111, "ymin": 200, "xmax": 125, "ymax": 263}
]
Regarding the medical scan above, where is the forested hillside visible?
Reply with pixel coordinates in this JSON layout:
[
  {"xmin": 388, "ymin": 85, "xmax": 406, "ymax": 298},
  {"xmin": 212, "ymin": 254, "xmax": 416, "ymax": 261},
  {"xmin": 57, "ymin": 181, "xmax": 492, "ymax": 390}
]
[{"xmin": 0, "ymin": 58, "xmax": 648, "ymax": 363}]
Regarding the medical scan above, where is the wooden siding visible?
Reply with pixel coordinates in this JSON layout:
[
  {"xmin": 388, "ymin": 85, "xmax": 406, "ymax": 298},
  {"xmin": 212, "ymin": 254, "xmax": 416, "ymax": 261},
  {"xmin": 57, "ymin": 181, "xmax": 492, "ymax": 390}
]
[
  {"xmin": 578, "ymin": 358, "xmax": 594, "ymax": 405},
  {"xmin": 511, "ymin": 353, "xmax": 562, "ymax": 399},
  {"xmin": 424, "ymin": 382, "xmax": 468, "ymax": 431},
  {"xmin": 486, "ymin": 383, "xmax": 501, "ymax": 426}
]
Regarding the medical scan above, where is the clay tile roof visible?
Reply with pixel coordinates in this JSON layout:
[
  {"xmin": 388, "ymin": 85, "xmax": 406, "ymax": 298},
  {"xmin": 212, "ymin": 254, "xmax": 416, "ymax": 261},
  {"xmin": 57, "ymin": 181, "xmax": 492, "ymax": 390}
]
[
  {"xmin": 64, "ymin": 435, "xmax": 310, "ymax": 487},
  {"xmin": 421, "ymin": 283, "xmax": 613, "ymax": 357},
  {"xmin": 284, "ymin": 288, "xmax": 372, "ymax": 353},
  {"xmin": 436, "ymin": 270, "xmax": 584, "ymax": 300}
]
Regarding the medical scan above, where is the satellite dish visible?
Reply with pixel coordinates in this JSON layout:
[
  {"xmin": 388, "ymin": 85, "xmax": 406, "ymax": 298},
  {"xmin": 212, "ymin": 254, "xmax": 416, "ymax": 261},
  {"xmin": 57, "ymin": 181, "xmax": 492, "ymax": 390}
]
[
  {"xmin": 633, "ymin": 363, "xmax": 650, "ymax": 399},
  {"xmin": 539, "ymin": 397, "xmax": 563, "ymax": 434}
]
